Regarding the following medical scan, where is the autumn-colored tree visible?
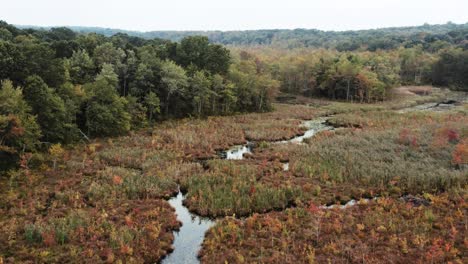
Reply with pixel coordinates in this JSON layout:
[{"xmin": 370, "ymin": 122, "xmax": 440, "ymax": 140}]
[
  {"xmin": 48, "ymin": 143, "xmax": 64, "ymax": 170},
  {"xmin": 0, "ymin": 80, "xmax": 41, "ymax": 169}
]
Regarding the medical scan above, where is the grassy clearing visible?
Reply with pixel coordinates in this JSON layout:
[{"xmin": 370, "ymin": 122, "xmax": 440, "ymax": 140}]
[{"xmin": 85, "ymin": 166, "xmax": 178, "ymax": 201}]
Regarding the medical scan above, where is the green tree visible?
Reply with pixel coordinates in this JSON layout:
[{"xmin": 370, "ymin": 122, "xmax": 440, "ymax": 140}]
[
  {"xmin": 93, "ymin": 42, "xmax": 125, "ymax": 71},
  {"xmin": 84, "ymin": 67, "xmax": 131, "ymax": 137},
  {"xmin": 210, "ymin": 74, "xmax": 224, "ymax": 114},
  {"xmin": 119, "ymin": 50, "xmax": 138, "ymax": 96},
  {"xmin": 131, "ymin": 62, "xmax": 160, "ymax": 98},
  {"xmin": 399, "ymin": 46, "xmax": 433, "ymax": 84},
  {"xmin": 190, "ymin": 71, "xmax": 212, "ymax": 116},
  {"xmin": 67, "ymin": 49, "xmax": 95, "ymax": 84},
  {"xmin": 126, "ymin": 96, "xmax": 147, "ymax": 129},
  {"xmin": 23, "ymin": 75, "xmax": 77, "ymax": 143},
  {"xmin": 144, "ymin": 92, "xmax": 160, "ymax": 122},
  {"xmin": 335, "ymin": 55, "xmax": 360, "ymax": 101},
  {"xmin": 15, "ymin": 36, "xmax": 66, "ymax": 87},
  {"xmin": 0, "ymin": 28, "xmax": 13, "ymax": 40},
  {"xmin": 176, "ymin": 36, "xmax": 231, "ymax": 75},
  {"xmin": 160, "ymin": 60, "xmax": 188, "ymax": 115},
  {"xmin": 255, "ymin": 74, "xmax": 279, "ymax": 112},
  {"xmin": 219, "ymin": 81, "xmax": 237, "ymax": 114},
  {"xmin": 95, "ymin": 63, "xmax": 119, "ymax": 87},
  {"xmin": 432, "ymin": 48, "xmax": 468, "ymax": 90},
  {"xmin": 228, "ymin": 67, "xmax": 255, "ymax": 112}
]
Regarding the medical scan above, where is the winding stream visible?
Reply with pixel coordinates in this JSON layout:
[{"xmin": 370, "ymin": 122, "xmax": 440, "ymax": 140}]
[
  {"xmin": 225, "ymin": 117, "xmax": 334, "ymax": 160},
  {"xmin": 397, "ymin": 93, "xmax": 468, "ymax": 113},
  {"xmin": 162, "ymin": 117, "xmax": 334, "ymax": 263},
  {"xmin": 279, "ymin": 117, "xmax": 334, "ymax": 144},
  {"xmin": 162, "ymin": 191, "xmax": 215, "ymax": 264},
  {"xmin": 320, "ymin": 197, "xmax": 378, "ymax": 210}
]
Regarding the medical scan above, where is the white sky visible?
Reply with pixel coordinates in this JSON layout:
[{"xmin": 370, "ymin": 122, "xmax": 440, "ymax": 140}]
[{"xmin": 1, "ymin": 0, "xmax": 467, "ymax": 31}]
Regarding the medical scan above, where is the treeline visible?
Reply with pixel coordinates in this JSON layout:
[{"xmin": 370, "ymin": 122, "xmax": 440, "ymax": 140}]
[
  {"xmin": 231, "ymin": 43, "xmax": 468, "ymax": 102},
  {"xmin": 28, "ymin": 22, "xmax": 468, "ymax": 51},
  {"xmin": 0, "ymin": 21, "xmax": 278, "ymax": 167}
]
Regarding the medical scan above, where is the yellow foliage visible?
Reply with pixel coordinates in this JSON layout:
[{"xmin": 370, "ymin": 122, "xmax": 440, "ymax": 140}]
[
  {"xmin": 356, "ymin": 223, "xmax": 365, "ymax": 231},
  {"xmin": 49, "ymin": 143, "xmax": 64, "ymax": 157},
  {"xmin": 307, "ymin": 245, "xmax": 316, "ymax": 264},
  {"xmin": 236, "ymin": 252, "xmax": 245, "ymax": 263},
  {"xmin": 376, "ymin": 225, "xmax": 387, "ymax": 233}
]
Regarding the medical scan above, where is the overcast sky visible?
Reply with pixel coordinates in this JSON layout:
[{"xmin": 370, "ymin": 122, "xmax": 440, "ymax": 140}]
[{"xmin": 1, "ymin": 0, "xmax": 467, "ymax": 31}]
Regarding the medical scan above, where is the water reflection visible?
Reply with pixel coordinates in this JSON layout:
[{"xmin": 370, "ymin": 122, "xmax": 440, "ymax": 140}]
[
  {"xmin": 162, "ymin": 192, "xmax": 215, "ymax": 264},
  {"xmin": 226, "ymin": 144, "xmax": 252, "ymax": 160}
]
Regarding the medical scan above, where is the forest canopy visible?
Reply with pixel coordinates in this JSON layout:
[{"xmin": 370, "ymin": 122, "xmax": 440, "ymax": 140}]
[
  {"xmin": 22, "ymin": 22, "xmax": 468, "ymax": 50},
  {"xmin": 0, "ymin": 21, "xmax": 278, "ymax": 168}
]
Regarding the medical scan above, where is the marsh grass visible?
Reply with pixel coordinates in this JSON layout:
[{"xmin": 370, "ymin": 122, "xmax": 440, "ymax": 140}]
[
  {"xmin": 293, "ymin": 111, "xmax": 467, "ymax": 197},
  {"xmin": 85, "ymin": 166, "xmax": 178, "ymax": 201},
  {"xmin": 17, "ymin": 200, "xmax": 180, "ymax": 263},
  {"xmin": 200, "ymin": 195, "xmax": 466, "ymax": 263},
  {"xmin": 181, "ymin": 160, "xmax": 301, "ymax": 217}
]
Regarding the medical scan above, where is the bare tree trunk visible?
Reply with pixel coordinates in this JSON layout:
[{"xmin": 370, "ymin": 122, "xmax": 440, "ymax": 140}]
[
  {"xmin": 346, "ymin": 79, "xmax": 350, "ymax": 102},
  {"xmin": 212, "ymin": 97, "xmax": 215, "ymax": 114},
  {"xmin": 259, "ymin": 92, "xmax": 264, "ymax": 111},
  {"xmin": 165, "ymin": 93, "xmax": 171, "ymax": 115}
]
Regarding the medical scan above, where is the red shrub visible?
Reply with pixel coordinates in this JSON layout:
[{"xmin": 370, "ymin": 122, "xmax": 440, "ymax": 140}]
[
  {"xmin": 42, "ymin": 230, "xmax": 56, "ymax": 247},
  {"xmin": 452, "ymin": 141, "xmax": 468, "ymax": 165}
]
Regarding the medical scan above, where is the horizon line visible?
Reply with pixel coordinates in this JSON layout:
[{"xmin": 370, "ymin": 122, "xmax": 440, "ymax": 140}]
[{"xmin": 12, "ymin": 21, "xmax": 468, "ymax": 34}]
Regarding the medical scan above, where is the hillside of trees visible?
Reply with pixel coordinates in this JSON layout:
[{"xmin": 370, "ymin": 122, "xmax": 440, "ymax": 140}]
[
  {"xmin": 19, "ymin": 22, "xmax": 468, "ymax": 50},
  {"xmin": 0, "ymin": 21, "xmax": 278, "ymax": 169}
]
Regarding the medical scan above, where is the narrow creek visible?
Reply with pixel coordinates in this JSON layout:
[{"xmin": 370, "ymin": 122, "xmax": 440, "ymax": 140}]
[
  {"xmin": 224, "ymin": 117, "xmax": 335, "ymax": 160},
  {"xmin": 162, "ymin": 117, "xmax": 334, "ymax": 263},
  {"xmin": 161, "ymin": 191, "xmax": 215, "ymax": 264},
  {"xmin": 397, "ymin": 93, "xmax": 468, "ymax": 113},
  {"xmin": 224, "ymin": 144, "xmax": 252, "ymax": 160},
  {"xmin": 278, "ymin": 117, "xmax": 334, "ymax": 144}
]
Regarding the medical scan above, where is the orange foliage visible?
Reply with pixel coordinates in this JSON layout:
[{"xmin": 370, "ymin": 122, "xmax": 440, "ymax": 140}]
[
  {"xmin": 112, "ymin": 175, "xmax": 123, "ymax": 185},
  {"xmin": 452, "ymin": 140, "xmax": 468, "ymax": 165}
]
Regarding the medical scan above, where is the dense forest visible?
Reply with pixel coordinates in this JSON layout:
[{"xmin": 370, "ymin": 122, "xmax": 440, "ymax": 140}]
[
  {"xmin": 22, "ymin": 22, "xmax": 468, "ymax": 50},
  {"xmin": 237, "ymin": 45, "xmax": 468, "ymax": 101},
  {"xmin": 1, "ymin": 20, "xmax": 468, "ymax": 169},
  {"xmin": 0, "ymin": 21, "xmax": 278, "ymax": 168}
]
